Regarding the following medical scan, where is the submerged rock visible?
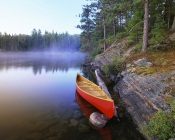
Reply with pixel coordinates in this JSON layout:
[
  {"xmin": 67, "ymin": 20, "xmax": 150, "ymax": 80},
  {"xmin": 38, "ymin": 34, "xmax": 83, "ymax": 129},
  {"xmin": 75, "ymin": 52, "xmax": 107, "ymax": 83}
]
[
  {"xmin": 34, "ymin": 120, "xmax": 56, "ymax": 131},
  {"xmin": 25, "ymin": 132, "xmax": 44, "ymax": 140},
  {"xmin": 89, "ymin": 112, "xmax": 109, "ymax": 128},
  {"xmin": 70, "ymin": 119, "xmax": 79, "ymax": 126},
  {"xmin": 72, "ymin": 110, "xmax": 82, "ymax": 119},
  {"xmin": 46, "ymin": 136, "xmax": 58, "ymax": 140},
  {"xmin": 78, "ymin": 123, "xmax": 90, "ymax": 133}
]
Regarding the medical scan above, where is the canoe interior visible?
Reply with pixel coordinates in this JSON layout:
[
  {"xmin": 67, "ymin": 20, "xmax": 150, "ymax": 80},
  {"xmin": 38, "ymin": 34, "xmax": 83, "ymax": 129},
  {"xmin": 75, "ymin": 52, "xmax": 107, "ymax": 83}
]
[
  {"xmin": 76, "ymin": 74, "xmax": 112, "ymax": 101},
  {"xmin": 76, "ymin": 73, "xmax": 114, "ymax": 118}
]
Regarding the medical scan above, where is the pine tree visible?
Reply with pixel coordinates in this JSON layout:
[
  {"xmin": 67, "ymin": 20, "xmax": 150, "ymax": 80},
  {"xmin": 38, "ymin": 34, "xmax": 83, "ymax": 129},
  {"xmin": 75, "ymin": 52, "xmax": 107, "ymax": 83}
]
[
  {"xmin": 126, "ymin": 3, "xmax": 144, "ymax": 46},
  {"xmin": 77, "ymin": 4, "xmax": 95, "ymax": 50},
  {"xmin": 149, "ymin": 16, "xmax": 166, "ymax": 48},
  {"xmin": 142, "ymin": 0, "xmax": 149, "ymax": 52}
]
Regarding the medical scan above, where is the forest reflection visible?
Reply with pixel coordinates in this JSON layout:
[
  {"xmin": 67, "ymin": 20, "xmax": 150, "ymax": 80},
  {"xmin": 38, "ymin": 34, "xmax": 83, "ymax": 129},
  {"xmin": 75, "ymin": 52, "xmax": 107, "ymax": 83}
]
[{"xmin": 0, "ymin": 52, "xmax": 85, "ymax": 74}]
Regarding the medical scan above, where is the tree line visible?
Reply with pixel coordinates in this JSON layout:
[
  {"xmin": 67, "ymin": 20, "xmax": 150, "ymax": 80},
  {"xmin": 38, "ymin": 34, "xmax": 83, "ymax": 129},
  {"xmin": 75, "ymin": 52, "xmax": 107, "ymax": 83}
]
[
  {"xmin": 78, "ymin": 0, "xmax": 175, "ymax": 52},
  {"xmin": 0, "ymin": 29, "xmax": 80, "ymax": 51}
]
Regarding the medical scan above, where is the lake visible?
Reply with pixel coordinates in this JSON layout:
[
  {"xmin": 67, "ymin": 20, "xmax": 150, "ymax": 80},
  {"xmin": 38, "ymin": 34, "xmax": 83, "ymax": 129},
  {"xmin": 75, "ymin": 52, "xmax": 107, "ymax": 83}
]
[{"xmin": 0, "ymin": 52, "xmax": 144, "ymax": 140}]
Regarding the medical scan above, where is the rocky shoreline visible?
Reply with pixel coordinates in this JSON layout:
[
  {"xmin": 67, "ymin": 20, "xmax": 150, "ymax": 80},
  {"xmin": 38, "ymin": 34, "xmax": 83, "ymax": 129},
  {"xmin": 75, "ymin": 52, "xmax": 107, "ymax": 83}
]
[{"xmin": 88, "ymin": 36, "xmax": 175, "ymax": 139}]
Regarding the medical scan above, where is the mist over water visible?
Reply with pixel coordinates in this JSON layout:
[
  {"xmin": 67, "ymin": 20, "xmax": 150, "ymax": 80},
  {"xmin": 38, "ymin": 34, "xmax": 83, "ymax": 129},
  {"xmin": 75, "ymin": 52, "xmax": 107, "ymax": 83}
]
[{"xmin": 0, "ymin": 51, "xmax": 85, "ymax": 73}]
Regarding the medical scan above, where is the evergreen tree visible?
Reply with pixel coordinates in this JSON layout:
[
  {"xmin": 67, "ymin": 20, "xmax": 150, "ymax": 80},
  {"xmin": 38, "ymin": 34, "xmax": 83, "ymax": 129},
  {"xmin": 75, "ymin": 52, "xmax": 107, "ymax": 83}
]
[
  {"xmin": 142, "ymin": 0, "xmax": 149, "ymax": 52},
  {"xmin": 37, "ymin": 29, "xmax": 43, "ymax": 50},
  {"xmin": 125, "ymin": 2, "xmax": 144, "ymax": 46},
  {"xmin": 0, "ymin": 30, "xmax": 80, "ymax": 51},
  {"xmin": 149, "ymin": 15, "xmax": 166, "ymax": 47},
  {"xmin": 77, "ymin": 4, "xmax": 95, "ymax": 50},
  {"xmin": 31, "ymin": 29, "xmax": 38, "ymax": 49}
]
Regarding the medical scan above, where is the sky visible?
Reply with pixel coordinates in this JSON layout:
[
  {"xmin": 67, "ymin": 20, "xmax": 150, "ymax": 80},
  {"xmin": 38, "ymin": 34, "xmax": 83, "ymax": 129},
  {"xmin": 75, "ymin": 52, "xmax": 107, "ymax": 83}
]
[{"xmin": 0, "ymin": 0, "xmax": 89, "ymax": 35}]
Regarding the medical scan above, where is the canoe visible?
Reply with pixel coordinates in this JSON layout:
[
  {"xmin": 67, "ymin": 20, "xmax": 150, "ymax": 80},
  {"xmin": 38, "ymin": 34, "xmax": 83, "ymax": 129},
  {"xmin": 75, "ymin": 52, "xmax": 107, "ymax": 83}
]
[{"xmin": 76, "ymin": 73, "xmax": 114, "ymax": 118}]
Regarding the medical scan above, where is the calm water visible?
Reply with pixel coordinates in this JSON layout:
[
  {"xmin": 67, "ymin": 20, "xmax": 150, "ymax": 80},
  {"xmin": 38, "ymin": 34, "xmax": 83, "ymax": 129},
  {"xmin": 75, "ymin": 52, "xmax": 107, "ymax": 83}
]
[{"xmin": 0, "ymin": 52, "xmax": 144, "ymax": 140}]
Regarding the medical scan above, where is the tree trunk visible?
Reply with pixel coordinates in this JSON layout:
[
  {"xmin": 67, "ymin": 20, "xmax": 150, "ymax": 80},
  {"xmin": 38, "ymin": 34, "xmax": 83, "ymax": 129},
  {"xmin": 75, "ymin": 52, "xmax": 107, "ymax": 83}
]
[
  {"xmin": 87, "ymin": 23, "xmax": 90, "ymax": 47},
  {"xmin": 119, "ymin": 13, "xmax": 122, "ymax": 31},
  {"xmin": 95, "ymin": 69, "xmax": 118, "ymax": 118},
  {"xmin": 125, "ymin": 10, "xmax": 128, "ymax": 20},
  {"xmin": 171, "ymin": 16, "xmax": 175, "ymax": 31},
  {"xmin": 164, "ymin": 0, "xmax": 174, "ymax": 30},
  {"xmin": 88, "ymin": 32, "xmax": 90, "ymax": 47},
  {"xmin": 120, "ymin": 14, "xmax": 122, "ymax": 27},
  {"xmin": 113, "ymin": 18, "xmax": 116, "ymax": 36},
  {"xmin": 142, "ymin": 0, "xmax": 149, "ymax": 52},
  {"xmin": 103, "ymin": 16, "xmax": 107, "ymax": 51},
  {"xmin": 95, "ymin": 69, "xmax": 112, "ymax": 99}
]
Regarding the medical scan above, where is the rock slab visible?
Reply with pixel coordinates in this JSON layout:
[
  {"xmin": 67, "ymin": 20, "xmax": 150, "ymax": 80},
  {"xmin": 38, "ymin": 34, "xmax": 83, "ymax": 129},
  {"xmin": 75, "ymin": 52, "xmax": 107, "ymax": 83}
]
[{"xmin": 114, "ymin": 71, "xmax": 175, "ymax": 127}]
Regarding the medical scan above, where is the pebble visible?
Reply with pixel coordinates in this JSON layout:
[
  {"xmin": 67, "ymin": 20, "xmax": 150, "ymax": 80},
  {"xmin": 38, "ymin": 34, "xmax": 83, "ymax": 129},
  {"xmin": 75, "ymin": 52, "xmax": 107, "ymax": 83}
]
[
  {"xmin": 126, "ymin": 63, "xmax": 131, "ymax": 68},
  {"xmin": 171, "ymin": 77, "xmax": 175, "ymax": 80},
  {"xmin": 70, "ymin": 119, "xmax": 79, "ymax": 126},
  {"xmin": 78, "ymin": 123, "xmax": 90, "ymax": 133},
  {"xmin": 72, "ymin": 110, "xmax": 82, "ymax": 119}
]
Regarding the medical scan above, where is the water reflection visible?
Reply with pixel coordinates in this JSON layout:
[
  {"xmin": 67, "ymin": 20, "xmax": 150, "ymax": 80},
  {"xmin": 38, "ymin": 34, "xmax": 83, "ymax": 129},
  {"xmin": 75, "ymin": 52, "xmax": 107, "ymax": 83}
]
[
  {"xmin": 75, "ymin": 92, "xmax": 112, "ymax": 140},
  {"xmin": 0, "ymin": 52, "xmax": 85, "ymax": 140}
]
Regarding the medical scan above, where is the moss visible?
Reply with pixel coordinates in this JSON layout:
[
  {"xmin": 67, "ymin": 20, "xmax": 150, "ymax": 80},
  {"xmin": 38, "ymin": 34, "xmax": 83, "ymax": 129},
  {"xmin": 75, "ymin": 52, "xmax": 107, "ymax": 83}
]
[
  {"xmin": 101, "ymin": 65, "xmax": 110, "ymax": 75},
  {"xmin": 135, "ymin": 67, "xmax": 146, "ymax": 75},
  {"xmin": 145, "ymin": 68, "xmax": 156, "ymax": 74},
  {"xmin": 135, "ymin": 67, "xmax": 155, "ymax": 75}
]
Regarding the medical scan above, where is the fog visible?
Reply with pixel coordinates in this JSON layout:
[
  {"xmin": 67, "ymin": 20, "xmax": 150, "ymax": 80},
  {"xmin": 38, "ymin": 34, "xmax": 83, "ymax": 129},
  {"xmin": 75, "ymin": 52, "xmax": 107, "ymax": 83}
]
[{"xmin": 0, "ymin": 51, "xmax": 86, "ymax": 74}]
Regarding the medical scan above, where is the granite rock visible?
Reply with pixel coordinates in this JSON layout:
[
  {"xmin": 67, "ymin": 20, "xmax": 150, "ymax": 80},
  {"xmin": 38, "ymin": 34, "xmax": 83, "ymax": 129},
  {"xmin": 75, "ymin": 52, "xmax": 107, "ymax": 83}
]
[
  {"xmin": 114, "ymin": 71, "xmax": 175, "ymax": 127},
  {"xmin": 134, "ymin": 58, "xmax": 153, "ymax": 67}
]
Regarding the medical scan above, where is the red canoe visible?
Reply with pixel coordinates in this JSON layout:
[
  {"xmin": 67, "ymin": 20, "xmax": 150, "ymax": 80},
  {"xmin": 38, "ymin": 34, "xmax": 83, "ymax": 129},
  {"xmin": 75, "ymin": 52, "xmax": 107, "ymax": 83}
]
[{"xmin": 76, "ymin": 73, "xmax": 114, "ymax": 118}]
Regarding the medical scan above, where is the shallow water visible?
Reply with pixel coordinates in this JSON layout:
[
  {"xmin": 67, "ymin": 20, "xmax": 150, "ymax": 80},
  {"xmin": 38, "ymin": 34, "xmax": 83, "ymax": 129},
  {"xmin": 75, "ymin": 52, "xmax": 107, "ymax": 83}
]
[{"xmin": 0, "ymin": 52, "xmax": 144, "ymax": 140}]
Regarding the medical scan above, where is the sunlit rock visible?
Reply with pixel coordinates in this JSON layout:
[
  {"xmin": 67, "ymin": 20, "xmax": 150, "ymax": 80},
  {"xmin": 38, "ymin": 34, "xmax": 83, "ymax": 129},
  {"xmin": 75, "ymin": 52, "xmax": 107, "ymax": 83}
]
[{"xmin": 134, "ymin": 58, "xmax": 153, "ymax": 67}]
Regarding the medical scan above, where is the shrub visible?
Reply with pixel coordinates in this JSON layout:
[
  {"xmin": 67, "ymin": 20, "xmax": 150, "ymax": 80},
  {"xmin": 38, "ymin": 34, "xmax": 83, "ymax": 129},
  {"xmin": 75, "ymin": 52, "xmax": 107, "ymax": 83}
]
[
  {"xmin": 141, "ymin": 98, "xmax": 175, "ymax": 140},
  {"xmin": 91, "ymin": 48, "xmax": 102, "ymax": 57},
  {"xmin": 101, "ymin": 56, "xmax": 126, "ymax": 75}
]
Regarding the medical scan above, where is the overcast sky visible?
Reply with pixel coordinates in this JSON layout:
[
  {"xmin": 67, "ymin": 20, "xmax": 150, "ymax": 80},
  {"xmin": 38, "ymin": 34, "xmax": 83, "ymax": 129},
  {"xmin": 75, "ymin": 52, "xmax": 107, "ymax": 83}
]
[{"xmin": 0, "ymin": 0, "xmax": 89, "ymax": 35}]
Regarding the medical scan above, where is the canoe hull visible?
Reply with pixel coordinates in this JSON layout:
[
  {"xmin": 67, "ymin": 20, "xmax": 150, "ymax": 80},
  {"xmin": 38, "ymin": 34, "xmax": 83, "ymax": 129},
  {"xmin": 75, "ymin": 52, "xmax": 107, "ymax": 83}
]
[{"xmin": 76, "ymin": 84, "xmax": 114, "ymax": 118}]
